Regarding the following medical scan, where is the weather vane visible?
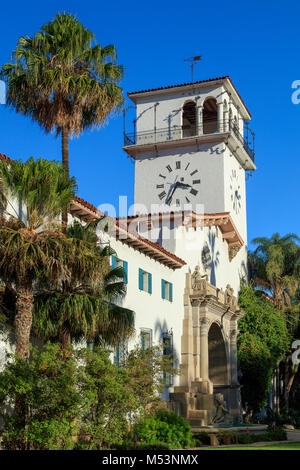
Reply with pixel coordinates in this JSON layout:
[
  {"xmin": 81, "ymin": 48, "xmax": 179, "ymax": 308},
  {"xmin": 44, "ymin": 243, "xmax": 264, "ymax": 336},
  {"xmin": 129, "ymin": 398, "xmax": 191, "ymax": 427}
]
[{"xmin": 184, "ymin": 56, "xmax": 202, "ymax": 82}]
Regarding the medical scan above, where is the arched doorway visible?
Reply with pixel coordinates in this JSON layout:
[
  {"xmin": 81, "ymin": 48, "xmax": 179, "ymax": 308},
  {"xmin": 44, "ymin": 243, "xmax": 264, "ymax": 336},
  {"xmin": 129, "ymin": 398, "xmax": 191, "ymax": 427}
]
[
  {"xmin": 208, "ymin": 323, "xmax": 228, "ymax": 386},
  {"xmin": 203, "ymin": 98, "xmax": 218, "ymax": 134},
  {"xmin": 182, "ymin": 101, "xmax": 196, "ymax": 137}
]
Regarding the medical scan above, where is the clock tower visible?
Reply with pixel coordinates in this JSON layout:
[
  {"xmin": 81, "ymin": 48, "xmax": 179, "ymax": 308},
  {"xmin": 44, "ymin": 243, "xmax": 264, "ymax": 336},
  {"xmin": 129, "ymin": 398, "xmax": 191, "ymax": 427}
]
[{"xmin": 122, "ymin": 75, "xmax": 255, "ymax": 243}]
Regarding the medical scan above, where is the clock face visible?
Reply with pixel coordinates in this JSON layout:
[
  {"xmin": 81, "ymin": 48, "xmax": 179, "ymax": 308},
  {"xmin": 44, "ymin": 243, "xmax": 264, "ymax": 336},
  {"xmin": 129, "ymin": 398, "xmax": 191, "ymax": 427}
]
[
  {"xmin": 230, "ymin": 169, "xmax": 241, "ymax": 214},
  {"xmin": 155, "ymin": 160, "xmax": 201, "ymax": 207}
]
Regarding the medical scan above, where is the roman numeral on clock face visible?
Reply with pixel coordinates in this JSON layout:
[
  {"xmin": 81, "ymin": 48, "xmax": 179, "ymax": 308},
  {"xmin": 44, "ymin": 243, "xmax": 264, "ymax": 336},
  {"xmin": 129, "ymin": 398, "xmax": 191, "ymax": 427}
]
[
  {"xmin": 176, "ymin": 161, "xmax": 181, "ymax": 169},
  {"xmin": 156, "ymin": 184, "xmax": 164, "ymax": 189},
  {"xmin": 190, "ymin": 188, "xmax": 198, "ymax": 196},
  {"xmin": 193, "ymin": 179, "xmax": 201, "ymax": 184},
  {"xmin": 159, "ymin": 174, "xmax": 166, "ymax": 179},
  {"xmin": 190, "ymin": 169, "xmax": 198, "ymax": 176},
  {"xmin": 159, "ymin": 191, "xmax": 167, "ymax": 200},
  {"xmin": 166, "ymin": 165, "xmax": 172, "ymax": 172}
]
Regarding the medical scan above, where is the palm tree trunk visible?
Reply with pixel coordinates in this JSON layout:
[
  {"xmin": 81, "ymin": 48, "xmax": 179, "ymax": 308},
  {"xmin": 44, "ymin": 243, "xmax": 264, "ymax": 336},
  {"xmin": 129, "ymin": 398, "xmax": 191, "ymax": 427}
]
[
  {"xmin": 61, "ymin": 127, "xmax": 69, "ymax": 234},
  {"xmin": 15, "ymin": 282, "xmax": 34, "ymax": 358},
  {"xmin": 59, "ymin": 328, "xmax": 71, "ymax": 349},
  {"xmin": 13, "ymin": 281, "xmax": 34, "ymax": 449}
]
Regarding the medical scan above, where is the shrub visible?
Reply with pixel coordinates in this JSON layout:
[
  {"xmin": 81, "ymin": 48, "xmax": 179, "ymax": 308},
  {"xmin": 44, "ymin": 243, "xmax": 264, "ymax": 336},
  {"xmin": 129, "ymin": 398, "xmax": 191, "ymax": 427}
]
[
  {"xmin": 216, "ymin": 431, "xmax": 238, "ymax": 445},
  {"xmin": 134, "ymin": 410, "xmax": 195, "ymax": 449},
  {"xmin": 236, "ymin": 427, "xmax": 287, "ymax": 445},
  {"xmin": 193, "ymin": 431, "xmax": 211, "ymax": 446}
]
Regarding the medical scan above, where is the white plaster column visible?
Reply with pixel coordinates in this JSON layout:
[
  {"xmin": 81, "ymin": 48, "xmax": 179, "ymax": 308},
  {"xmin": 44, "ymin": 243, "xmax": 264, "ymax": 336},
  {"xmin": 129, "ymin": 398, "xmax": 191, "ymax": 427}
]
[
  {"xmin": 217, "ymin": 101, "xmax": 224, "ymax": 133},
  {"xmin": 196, "ymin": 103, "xmax": 203, "ymax": 135},
  {"xmin": 223, "ymin": 109, "xmax": 229, "ymax": 132}
]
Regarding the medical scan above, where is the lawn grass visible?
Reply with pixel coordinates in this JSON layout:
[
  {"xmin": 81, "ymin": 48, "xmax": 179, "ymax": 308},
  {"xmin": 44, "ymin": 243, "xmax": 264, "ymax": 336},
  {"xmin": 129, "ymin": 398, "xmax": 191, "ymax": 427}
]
[{"xmin": 207, "ymin": 442, "xmax": 300, "ymax": 450}]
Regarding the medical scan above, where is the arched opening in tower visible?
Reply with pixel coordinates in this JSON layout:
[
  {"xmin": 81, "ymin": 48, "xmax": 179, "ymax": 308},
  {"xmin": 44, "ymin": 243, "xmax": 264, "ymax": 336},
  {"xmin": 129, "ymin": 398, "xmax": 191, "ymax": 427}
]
[
  {"xmin": 182, "ymin": 101, "xmax": 196, "ymax": 137},
  {"xmin": 208, "ymin": 323, "xmax": 228, "ymax": 386},
  {"xmin": 203, "ymin": 98, "xmax": 218, "ymax": 134}
]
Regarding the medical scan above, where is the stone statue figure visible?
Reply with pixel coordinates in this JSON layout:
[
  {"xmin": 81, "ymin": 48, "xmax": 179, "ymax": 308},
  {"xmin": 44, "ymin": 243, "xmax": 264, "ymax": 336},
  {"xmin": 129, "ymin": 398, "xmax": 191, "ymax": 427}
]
[
  {"xmin": 211, "ymin": 393, "xmax": 230, "ymax": 424},
  {"xmin": 224, "ymin": 284, "xmax": 237, "ymax": 309},
  {"xmin": 191, "ymin": 266, "xmax": 208, "ymax": 291}
]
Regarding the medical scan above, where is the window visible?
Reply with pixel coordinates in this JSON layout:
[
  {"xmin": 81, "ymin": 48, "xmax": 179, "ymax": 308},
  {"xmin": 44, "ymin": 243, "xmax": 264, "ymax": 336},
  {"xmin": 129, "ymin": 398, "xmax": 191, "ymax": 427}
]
[
  {"xmin": 182, "ymin": 101, "xmax": 196, "ymax": 137},
  {"xmin": 140, "ymin": 328, "xmax": 152, "ymax": 350},
  {"xmin": 161, "ymin": 279, "xmax": 173, "ymax": 302},
  {"xmin": 139, "ymin": 268, "xmax": 152, "ymax": 294},
  {"xmin": 112, "ymin": 255, "xmax": 128, "ymax": 284},
  {"xmin": 203, "ymin": 98, "xmax": 218, "ymax": 134},
  {"xmin": 162, "ymin": 331, "xmax": 174, "ymax": 386},
  {"xmin": 114, "ymin": 338, "xmax": 128, "ymax": 368}
]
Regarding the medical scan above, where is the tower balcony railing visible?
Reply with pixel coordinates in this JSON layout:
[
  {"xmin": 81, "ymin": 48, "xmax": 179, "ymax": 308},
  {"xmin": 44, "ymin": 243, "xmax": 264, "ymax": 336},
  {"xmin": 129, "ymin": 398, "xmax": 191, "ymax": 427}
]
[{"xmin": 124, "ymin": 119, "xmax": 255, "ymax": 163}]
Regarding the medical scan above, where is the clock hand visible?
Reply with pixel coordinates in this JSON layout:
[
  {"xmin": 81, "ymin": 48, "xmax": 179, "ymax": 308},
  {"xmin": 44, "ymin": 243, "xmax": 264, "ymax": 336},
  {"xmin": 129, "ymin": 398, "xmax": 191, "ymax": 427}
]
[
  {"xmin": 166, "ymin": 182, "xmax": 178, "ymax": 205},
  {"xmin": 177, "ymin": 182, "xmax": 191, "ymax": 189}
]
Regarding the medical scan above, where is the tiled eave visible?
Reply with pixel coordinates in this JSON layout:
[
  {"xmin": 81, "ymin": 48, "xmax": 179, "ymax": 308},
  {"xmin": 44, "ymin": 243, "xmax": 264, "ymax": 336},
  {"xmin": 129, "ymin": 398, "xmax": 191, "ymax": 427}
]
[
  {"xmin": 69, "ymin": 196, "xmax": 186, "ymax": 270},
  {"xmin": 117, "ymin": 210, "xmax": 244, "ymax": 260},
  {"xmin": 0, "ymin": 153, "xmax": 186, "ymax": 270},
  {"xmin": 128, "ymin": 75, "xmax": 251, "ymax": 120}
]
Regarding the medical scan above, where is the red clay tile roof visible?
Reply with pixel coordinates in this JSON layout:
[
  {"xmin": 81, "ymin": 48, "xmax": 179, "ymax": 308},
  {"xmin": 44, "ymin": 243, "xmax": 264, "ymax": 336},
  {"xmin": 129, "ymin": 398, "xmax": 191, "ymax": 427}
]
[
  {"xmin": 73, "ymin": 195, "xmax": 105, "ymax": 217},
  {"xmin": 70, "ymin": 196, "xmax": 186, "ymax": 268},
  {"xmin": 128, "ymin": 75, "xmax": 229, "ymax": 96},
  {"xmin": 128, "ymin": 75, "xmax": 251, "ymax": 118},
  {"xmin": 0, "ymin": 153, "xmax": 185, "ymax": 269},
  {"xmin": 0, "ymin": 153, "xmax": 12, "ymax": 163}
]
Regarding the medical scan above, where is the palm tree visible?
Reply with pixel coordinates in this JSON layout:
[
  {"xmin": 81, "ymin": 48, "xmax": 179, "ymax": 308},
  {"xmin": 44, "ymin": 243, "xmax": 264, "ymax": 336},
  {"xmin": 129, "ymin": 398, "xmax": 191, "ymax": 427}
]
[
  {"xmin": 1, "ymin": 12, "xmax": 124, "ymax": 228},
  {"xmin": 0, "ymin": 157, "xmax": 106, "ymax": 358},
  {"xmin": 32, "ymin": 221, "xmax": 134, "ymax": 348},
  {"xmin": 249, "ymin": 233, "xmax": 300, "ymax": 309}
]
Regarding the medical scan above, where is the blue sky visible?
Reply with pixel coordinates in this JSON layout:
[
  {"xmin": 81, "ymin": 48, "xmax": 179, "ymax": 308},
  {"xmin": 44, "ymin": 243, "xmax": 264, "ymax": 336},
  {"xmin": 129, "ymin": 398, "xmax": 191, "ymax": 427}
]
[{"xmin": 0, "ymin": 0, "xmax": 299, "ymax": 248}]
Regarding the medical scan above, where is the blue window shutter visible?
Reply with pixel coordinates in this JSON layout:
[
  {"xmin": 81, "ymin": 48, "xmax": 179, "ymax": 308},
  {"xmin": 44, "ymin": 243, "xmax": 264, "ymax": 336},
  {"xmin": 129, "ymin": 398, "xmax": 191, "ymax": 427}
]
[
  {"xmin": 111, "ymin": 255, "xmax": 117, "ymax": 269},
  {"xmin": 114, "ymin": 346, "xmax": 120, "ymax": 367},
  {"xmin": 139, "ymin": 268, "xmax": 144, "ymax": 290},
  {"xmin": 123, "ymin": 261, "xmax": 128, "ymax": 284},
  {"xmin": 141, "ymin": 334, "xmax": 145, "ymax": 351},
  {"xmin": 169, "ymin": 282, "xmax": 173, "ymax": 302},
  {"xmin": 161, "ymin": 279, "xmax": 166, "ymax": 299},
  {"xmin": 148, "ymin": 273, "xmax": 152, "ymax": 294}
]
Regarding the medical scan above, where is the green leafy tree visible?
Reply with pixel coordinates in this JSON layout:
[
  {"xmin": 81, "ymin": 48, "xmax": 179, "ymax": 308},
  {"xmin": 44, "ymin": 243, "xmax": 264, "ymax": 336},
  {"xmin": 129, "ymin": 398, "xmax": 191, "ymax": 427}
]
[
  {"xmin": 0, "ymin": 343, "xmax": 86, "ymax": 450},
  {"xmin": 1, "ymin": 12, "xmax": 124, "ymax": 228},
  {"xmin": 122, "ymin": 344, "xmax": 179, "ymax": 413},
  {"xmin": 238, "ymin": 285, "xmax": 290, "ymax": 416},
  {"xmin": 249, "ymin": 233, "xmax": 300, "ymax": 309},
  {"xmin": 77, "ymin": 347, "xmax": 138, "ymax": 450}
]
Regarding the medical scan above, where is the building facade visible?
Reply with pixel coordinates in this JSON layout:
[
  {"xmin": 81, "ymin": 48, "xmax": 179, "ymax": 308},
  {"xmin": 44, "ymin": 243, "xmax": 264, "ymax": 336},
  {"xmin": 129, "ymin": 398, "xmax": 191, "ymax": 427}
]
[{"xmin": 0, "ymin": 75, "xmax": 255, "ymax": 425}]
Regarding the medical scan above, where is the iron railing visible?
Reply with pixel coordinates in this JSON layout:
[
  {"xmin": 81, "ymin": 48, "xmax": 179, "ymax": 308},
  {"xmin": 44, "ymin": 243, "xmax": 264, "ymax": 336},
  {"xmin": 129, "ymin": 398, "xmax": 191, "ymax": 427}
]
[{"xmin": 124, "ymin": 119, "xmax": 255, "ymax": 163}]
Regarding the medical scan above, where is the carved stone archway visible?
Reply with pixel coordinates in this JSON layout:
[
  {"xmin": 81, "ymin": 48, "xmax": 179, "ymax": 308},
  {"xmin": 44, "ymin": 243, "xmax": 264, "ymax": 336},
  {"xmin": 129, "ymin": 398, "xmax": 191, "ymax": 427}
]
[{"xmin": 170, "ymin": 266, "xmax": 244, "ymax": 426}]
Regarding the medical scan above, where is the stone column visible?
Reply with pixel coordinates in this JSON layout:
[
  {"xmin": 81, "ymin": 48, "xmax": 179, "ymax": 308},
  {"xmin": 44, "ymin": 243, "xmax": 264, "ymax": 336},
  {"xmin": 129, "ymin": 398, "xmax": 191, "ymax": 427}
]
[
  {"xmin": 180, "ymin": 274, "xmax": 195, "ymax": 387},
  {"xmin": 192, "ymin": 300, "xmax": 201, "ymax": 380},
  {"xmin": 200, "ymin": 317, "xmax": 209, "ymax": 381},
  {"xmin": 229, "ymin": 328, "xmax": 239, "ymax": 386},
  {"xmin": 229, "ymin": 325, "xmax": 242, "ymax": 423}
]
